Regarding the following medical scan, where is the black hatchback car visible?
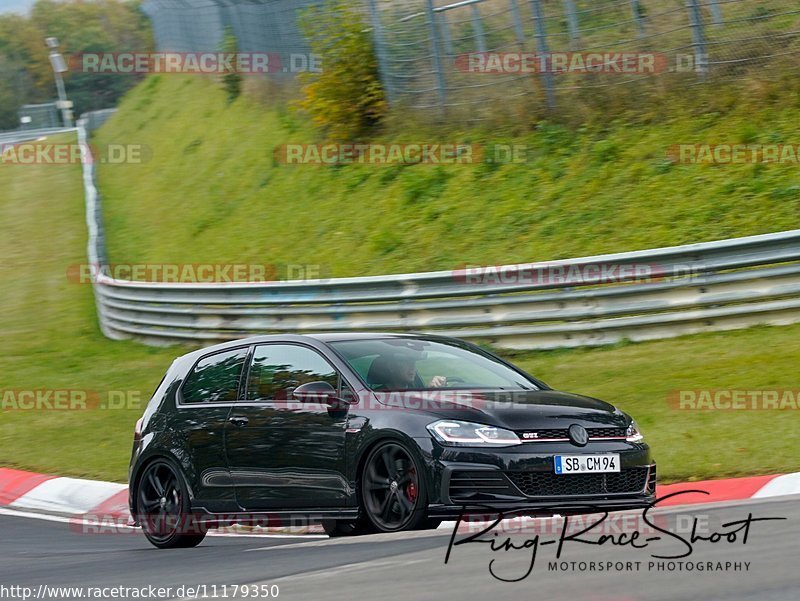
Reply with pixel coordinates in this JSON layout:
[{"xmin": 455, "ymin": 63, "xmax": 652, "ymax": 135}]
[{"xmin": 129, "ymin": 333, "xmax": 655, "ymax": 548}]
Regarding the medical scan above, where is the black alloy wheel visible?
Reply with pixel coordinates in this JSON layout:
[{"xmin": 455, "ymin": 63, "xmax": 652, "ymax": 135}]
[
  {"xmin": 361, "ymin": 441, "xmax": 427, "ymax": 532},
  {"xmin": 136, "ymin": 459, "xmax": 206, "ymax": 549}
]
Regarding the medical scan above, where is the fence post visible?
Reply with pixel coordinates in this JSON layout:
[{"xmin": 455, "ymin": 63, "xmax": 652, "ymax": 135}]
[
  {"xmin": 470, "ymin": 4, "xmax": 487, "ymax": 53},
  {"xmin": 562, "ymin": 0, "xmax": 580, "ymax": 49},
  {"xmin": 509, "ymin": 0, "xmax": 527, "ymax": 46},
  {"xmin": 437, "ymin": 11, "xmax": 454, "ymax": 56},
  {"xmin": 708, "ymin": 0, "xmax": 723, "ymax": 26},
  {"xmin": 687, "ymin": 0, "xmax": 708, "ymax": 79},
  {"xmin": 367, "ymin": 0, "xmax": 397, "ymax": 105},
  {"xmin": 211, "ymin": 0, "xmax": 232, "ymax": 53},
  {"xmin": 529, "ymin": 0, "xmax": 556, "ymax": 109},
  {"xmin": 630, "ymin": 0, "xmax": 646, "ymax": 38},
  {"xmin": 424, "ymin": 0, "xmax": 448, "ymax": 117}
]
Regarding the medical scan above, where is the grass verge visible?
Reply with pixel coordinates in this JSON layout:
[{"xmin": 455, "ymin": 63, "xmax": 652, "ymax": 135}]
[{"xmin": 0, "ymin": 134, "xmax": 180, "ymax": 481}]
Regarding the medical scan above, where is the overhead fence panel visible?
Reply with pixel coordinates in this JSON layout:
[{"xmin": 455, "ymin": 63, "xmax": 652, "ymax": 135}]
[{"xmin": 139, "ymin": 0, "xmax": 800, "ymax": 115}]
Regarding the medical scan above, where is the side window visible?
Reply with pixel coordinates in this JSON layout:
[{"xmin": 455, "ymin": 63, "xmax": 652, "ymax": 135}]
[
  {"xmin": 246, "ymin": 345, "xmax": 338, "ymax": 401},
  {"xmin": 182, "ymin": 348, "xmax": 248, "ymax": 404}
]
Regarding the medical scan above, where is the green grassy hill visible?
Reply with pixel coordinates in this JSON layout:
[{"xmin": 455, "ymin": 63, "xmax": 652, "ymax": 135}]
[{"xmin": 93, "ymin": 75, "xmax": 800, "ymax": 277}]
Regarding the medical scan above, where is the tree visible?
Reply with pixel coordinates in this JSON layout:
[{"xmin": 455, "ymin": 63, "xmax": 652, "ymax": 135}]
[{"xmin": 0, "ymin": 0, "xmax": 153, "ymax": 129}]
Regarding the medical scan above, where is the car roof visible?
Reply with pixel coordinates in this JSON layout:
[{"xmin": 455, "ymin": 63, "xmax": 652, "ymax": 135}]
[{"xmin": 175, "ymin": 332, "xmax": 447, "ymax": 362}]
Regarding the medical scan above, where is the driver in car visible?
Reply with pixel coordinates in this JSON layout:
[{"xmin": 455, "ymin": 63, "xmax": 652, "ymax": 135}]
[
  {"xmin": 368, "ymin": 353, "xmax": 447, "ymax": 390},
  {"xmin": 397, "ymin": 355, "xmax": 446, "ymax": 389}
]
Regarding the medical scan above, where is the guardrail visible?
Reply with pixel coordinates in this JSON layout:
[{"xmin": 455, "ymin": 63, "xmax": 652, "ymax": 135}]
[
  {"xmin": 78, "ymin": 113, "xmax": 800, "ymax": 349},
  {"xmin": 0, "ymin": 127, "xmax": 75, "ymax": 145}
]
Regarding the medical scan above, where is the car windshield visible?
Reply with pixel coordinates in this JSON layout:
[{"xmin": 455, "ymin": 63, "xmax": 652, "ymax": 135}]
[{"xmin": 329, "ymin": 338, "xmax": 541, "ymax": 392}]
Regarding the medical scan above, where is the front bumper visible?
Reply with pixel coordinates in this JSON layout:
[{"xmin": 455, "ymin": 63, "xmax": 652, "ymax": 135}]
[{"xmin": 415, "ymin": 437, "xmax": 655, "ymax": 517}]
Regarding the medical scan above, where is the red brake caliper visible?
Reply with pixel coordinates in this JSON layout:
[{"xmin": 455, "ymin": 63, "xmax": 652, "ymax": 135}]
[{"xmin": 405, "ymin": 468, "xmax": 418, "ymax": 502}]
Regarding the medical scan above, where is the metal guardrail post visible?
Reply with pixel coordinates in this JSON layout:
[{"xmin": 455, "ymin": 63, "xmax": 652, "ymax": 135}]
[
  {"xmin": 529, "ymin": 0, "xmax": 556, "ymax": 110},
  {"xmin": 687, "ymin": 0, "xmax": 708, "ymax": 78},
  {"xmin": 424, "ymin": 0, "xmax": 448, "ymax": 118}
]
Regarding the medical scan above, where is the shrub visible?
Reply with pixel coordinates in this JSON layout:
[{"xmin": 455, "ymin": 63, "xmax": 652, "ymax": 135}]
[{"xmin": 298, "ymin": 1, "xmax": 387, "ymax": 141}]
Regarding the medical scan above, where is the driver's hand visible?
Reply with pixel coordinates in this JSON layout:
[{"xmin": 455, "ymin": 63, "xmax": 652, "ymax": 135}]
[{"xmin": 428, "ymin": 375, "xmax": 447, "ymax": 388}]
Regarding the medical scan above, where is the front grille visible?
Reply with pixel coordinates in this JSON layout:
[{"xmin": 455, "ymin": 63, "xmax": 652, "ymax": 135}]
[
  {"xmin": 589, "ymin": 427, "xmax": 627, "ymax": 438},
  {"xmin": 519, "ymin": 428, "xmax": 569, "ymax": 440},
  {"xmin": 507, "ymin": 467, "xmax": 650, "ymax": 497},
  {"xmin": 517, "ymin": 427, "xmax": 626, "ymax": 440},
  {"xmin": 448, "ymin": 470, "xmax": 516, "ymax": 502}
]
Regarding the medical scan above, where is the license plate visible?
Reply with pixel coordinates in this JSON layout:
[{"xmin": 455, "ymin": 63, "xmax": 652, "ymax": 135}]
[{"xmin": 554, "ymin": 454, "xmax": 620, "ymax": 474}]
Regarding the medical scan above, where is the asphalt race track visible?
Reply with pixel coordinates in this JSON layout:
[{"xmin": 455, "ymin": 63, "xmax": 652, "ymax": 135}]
[{"xmin": 1, "ymin": 496, "xmax": 798, "ymax": 601}]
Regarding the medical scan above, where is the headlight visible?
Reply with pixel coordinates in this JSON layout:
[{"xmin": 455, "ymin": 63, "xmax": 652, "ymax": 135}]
[
  {"xmin": 626, "ymin": 420, "xmax": 644, "ymax": 442},
  {"xmin": 427, "ymin": 420, "xmax": 521, "ymax": 447}
]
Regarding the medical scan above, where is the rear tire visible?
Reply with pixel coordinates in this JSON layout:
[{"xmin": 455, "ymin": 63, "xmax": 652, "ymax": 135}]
[{"xmin": 135, "ymin": 459, "xmax": 207, "ymax": 549}]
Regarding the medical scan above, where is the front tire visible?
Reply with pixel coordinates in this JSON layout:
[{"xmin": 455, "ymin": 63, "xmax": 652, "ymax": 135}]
[
  {"xmin": 135, "ymin": 459, "xmax": 207, "ymax": 549},
  {"xmin": 360, "ymin": 440, "xmax": 429, "ymax": 533}
]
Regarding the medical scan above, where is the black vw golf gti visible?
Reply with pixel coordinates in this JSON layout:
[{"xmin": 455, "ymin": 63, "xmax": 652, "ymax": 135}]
[{"xmin": 129, "ymin": 333, "xmax": 655, "ymax": 548}]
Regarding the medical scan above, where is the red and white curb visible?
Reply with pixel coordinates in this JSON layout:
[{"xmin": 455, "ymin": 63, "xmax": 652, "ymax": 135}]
[
  {"xmin": 655, "ymin": 473, "xmax": 798, "ymax": 506},
  {"xmin": 0, "ymin": 467, "xmax": 129, "ymax": 520},
  {"xmin": 1, "ymin": 467, "xmax": 798, "ymax": 535}
]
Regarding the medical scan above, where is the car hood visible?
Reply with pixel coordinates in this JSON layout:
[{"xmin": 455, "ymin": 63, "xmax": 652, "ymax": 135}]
[{"xmin": 371, "ymin": 388, "xmax": 627, "ymax": 430}]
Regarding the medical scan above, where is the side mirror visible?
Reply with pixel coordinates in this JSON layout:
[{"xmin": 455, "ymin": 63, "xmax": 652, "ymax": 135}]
[{"xmin": 292, "ymin": 381, "xmax": 346, "ymax": 405}]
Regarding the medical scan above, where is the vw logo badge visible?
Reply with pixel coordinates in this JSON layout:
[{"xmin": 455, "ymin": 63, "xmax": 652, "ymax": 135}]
[{"xmin": 568, "ymin": 424, "xmax": 589, "ymax": 447}]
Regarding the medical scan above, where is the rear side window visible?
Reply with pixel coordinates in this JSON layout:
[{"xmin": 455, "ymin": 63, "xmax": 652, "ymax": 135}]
[
  {"xmin": 182, "ymin": 348, "xmax": 248, "ymax": 404},
  {"xmin": 246, "ymin": 344, "xmax": 338, "ymax": 401}
]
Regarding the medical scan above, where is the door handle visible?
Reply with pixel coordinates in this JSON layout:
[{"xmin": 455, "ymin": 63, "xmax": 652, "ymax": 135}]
[{"xmin": 229, "ymin": 416, "xmax": 249, "ymax": 427}]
